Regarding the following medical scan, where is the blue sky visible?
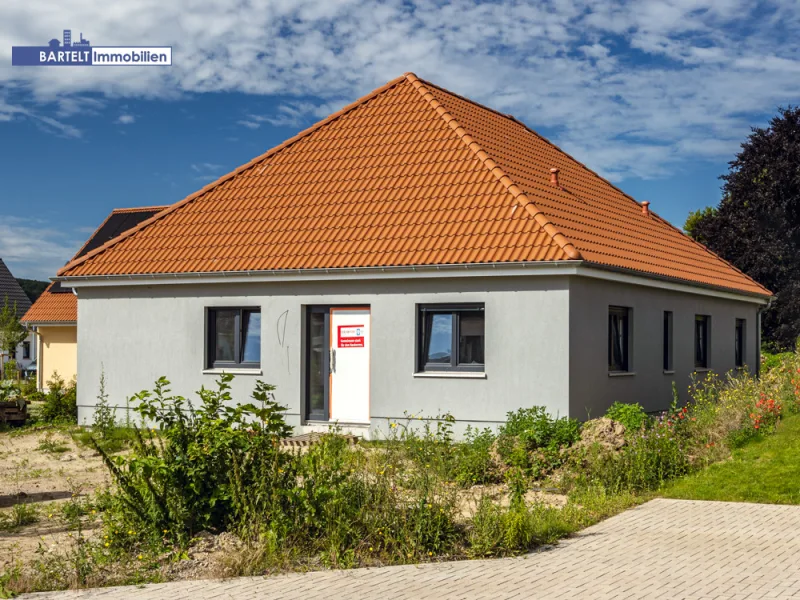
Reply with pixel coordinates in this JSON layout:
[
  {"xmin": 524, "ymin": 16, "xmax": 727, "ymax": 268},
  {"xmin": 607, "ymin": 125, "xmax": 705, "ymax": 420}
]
[{"xmin": 1, "ymin": 0, "xmax": 799, "ymax": 280}]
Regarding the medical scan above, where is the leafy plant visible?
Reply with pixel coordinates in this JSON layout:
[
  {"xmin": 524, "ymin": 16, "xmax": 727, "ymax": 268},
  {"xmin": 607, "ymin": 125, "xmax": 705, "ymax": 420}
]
[
  {"xmin": 0, "ymin": 503, "xmax": 39, "ymax": 530},
  {"xmin": 496, "ymin": 407, "xmax": 580, "ymax": 477},
  {"xmin": 452, "ymin": 426, "xmax": 499, "ymax": 487},
  {"xmin": 96, "ymin": 375, "xmax": 292, "ymax": 548},
  {"xmin": 41, "ymin": 373, "xmax": 77, "ymax": 423},
  {"xmin": 92, "ymin": 368, "xmax": 115, "ymax": 436},
  {"xmin": 37, "ymin": 433, "xmax": 70, "ymax": 454},
  {"xmin": 605, "ymin": 401, "xmax": 649, "ymax": 432}
]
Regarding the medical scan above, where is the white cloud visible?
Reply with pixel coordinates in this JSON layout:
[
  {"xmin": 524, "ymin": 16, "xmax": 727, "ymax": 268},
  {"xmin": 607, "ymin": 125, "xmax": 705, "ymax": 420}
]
[
  {"xmin": 0, "ymin": 0, "xmax": 799, "ymax": 179},
  {"xmin": 0, "ymin": 218, "xmax": 83, "ymax": 280},
  {"xmin": 115, "ymin": 114, "xmax": 135, "ymax": 124}
]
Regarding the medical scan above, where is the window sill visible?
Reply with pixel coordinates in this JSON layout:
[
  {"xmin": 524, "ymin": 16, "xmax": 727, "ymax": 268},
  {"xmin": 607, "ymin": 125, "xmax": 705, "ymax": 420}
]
[
  {"xmin": 202, "ymin": 368, "xmax": 262, "ymax": 375},
  {"xmin": 663, "ymin": 370, "xmax": 675, "ymax": 375},
  {"xmin": 608, "ymin": 371, "xmax": 636, "ymax": 377},
  {"xmin": 413, "ymin": 372, "xmax": 487, "ymax": 379},
  {"xmin": 693, "ymin": 367, "xmax": 711, "ymax": 373}
]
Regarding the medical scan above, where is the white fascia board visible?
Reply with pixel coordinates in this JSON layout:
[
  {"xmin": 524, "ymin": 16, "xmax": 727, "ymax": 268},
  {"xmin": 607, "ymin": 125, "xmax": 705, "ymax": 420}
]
[{"xmin": 56, "ymin": 261, "xmax": 770, "ymax": 305}]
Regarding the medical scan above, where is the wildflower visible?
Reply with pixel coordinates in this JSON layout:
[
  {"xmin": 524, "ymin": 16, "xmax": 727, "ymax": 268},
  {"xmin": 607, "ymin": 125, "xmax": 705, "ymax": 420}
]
[
  {"xmin": 163, "ymin": 529, "xmax": 168, "ymax": 534},
  {"xmin": 390, "ymin": 423, "xmax": 397, "ymax": 429},
  {"xmin": 428, "ymin": 551, "xmax": 433, "ymax": 556},
  {"xmin": 137, "ymin": 554, "xmax": 143, "ymax": 560},
  {"xmin": 48, "ymin": 513, "xmax": 53, "ymax": 519},
  {"xmin": 369, "ymin": 547, "xmax": 374, "ymax": 552},
  {"xmin": 105, "ymin": 542, "xmax": 110, "ymax": 547},
  {"xmin": 128, "ymin": 530, "xmax": 134, "ymax": 535}
]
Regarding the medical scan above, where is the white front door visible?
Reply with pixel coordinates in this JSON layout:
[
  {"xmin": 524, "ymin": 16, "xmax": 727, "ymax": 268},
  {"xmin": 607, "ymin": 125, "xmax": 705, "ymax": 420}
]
[{"xmin": 329, "ymin": 307, "xmax": 370, "ymax": 424}]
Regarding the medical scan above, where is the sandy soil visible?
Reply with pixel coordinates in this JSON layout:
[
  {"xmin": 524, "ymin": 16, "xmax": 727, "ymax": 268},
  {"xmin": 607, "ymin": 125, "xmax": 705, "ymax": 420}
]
[{"xmin": 0, "ymin": 428, "xmax": 110, "ymax": 569}]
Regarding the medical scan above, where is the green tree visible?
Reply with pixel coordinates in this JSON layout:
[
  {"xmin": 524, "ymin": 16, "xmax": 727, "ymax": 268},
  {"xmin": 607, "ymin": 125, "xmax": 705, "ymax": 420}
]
[
  {"xmin": 0, "ymin": 298, "xmax": 27, "ymax": 378},
  {"xmin": 686, "ymin": 107, "xmax": 800, "ymax": 349}
]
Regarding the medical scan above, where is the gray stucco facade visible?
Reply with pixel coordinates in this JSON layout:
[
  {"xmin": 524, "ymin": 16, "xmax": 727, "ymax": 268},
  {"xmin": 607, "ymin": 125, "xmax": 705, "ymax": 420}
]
[{"xmin": 72, "ymin": 269, "xmax": 764, "ymax": 437}]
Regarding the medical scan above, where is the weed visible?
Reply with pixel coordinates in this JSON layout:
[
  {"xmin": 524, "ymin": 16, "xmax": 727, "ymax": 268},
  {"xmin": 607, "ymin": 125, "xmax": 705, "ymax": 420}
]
[
  {"xmin": 37, "ymin": 432, "xmax": 70, "ymax": 454},
  {"xmin": 604, "ymin": 402, "xmax": 649, "ymax": 432},
  {"xmin": 0, "ymin": 503, "xmax": 39, "ymax": 530}
]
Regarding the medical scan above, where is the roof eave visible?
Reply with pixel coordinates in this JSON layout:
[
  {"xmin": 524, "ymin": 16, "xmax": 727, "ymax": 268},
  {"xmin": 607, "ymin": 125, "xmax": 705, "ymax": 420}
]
[{"xmin": 55, "ymin": 260, "xmax": 771, "ymax": 303}]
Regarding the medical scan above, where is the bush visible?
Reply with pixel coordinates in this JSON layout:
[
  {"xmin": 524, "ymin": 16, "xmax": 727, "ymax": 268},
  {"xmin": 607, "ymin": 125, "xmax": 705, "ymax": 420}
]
[
  {"xmin": 496, "ymin": 407, "xmax": 580, "ymax": 478},
  {"xmin": 452, "ymin": 427, "xmax": 499, "ymax": 487},
  {"xmin": 604, "ymin": 402, "xmax": 648, "ymax": 432},
  {"xmin": 97, "ymin": 375, "xmax": 292, "ymax": 548},
  {"xmin": 576, "ymin": 420, "xmax": 689, "ymax": 493},
  {"xmin": 41, "ymin": 373, "xmax": 77, "ymax": 423}
]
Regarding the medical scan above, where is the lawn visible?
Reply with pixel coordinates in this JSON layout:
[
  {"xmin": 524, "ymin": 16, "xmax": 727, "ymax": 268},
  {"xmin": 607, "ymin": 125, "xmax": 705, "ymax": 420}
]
[{"xmin": 663, "ymin": 413, "xmax": 800, "ymax": 505}]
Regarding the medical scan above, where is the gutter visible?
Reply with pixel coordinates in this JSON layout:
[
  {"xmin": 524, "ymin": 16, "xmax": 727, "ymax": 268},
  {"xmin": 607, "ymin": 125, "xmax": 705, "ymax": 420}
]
[{"xmin": 53, "ymin": 260, "xmax": 772, "ymax": 305}]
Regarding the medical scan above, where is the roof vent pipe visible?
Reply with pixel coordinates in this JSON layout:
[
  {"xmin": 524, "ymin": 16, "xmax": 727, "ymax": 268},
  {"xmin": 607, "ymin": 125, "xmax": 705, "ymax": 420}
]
[
  {"xmin": 550, "ymin": 168, "xmax": 560, "ymax": 187},
  {"xmin": 642, "ymin": 201, "xmax": 650, "ymax": 216}
]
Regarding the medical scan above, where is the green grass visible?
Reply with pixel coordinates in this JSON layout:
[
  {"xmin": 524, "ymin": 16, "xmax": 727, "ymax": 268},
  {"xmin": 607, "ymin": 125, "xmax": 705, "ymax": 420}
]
[{"xmin": 663, "ymin": 414, "xmax": 800, "ymax": 505}]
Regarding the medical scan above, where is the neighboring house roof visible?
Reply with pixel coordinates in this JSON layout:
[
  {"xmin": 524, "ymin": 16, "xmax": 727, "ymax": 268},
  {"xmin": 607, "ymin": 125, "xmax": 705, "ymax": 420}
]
[
  {"xmin": 57, "ymin": 74, "xmax": 770, "ymax": 298},
  {"xmin": 0, "ymin": 259, "xmax": 32, "ymax": 318},
  {"xmin": 22, "ymin": 206, "xmax": 167, "ymax": 324}
]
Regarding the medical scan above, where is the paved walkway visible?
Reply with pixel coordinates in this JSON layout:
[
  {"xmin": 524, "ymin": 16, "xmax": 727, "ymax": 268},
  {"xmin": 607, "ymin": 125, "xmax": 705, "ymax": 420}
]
[{"xmin": 26, "ymin": 498, "xmax": 800, "ymax": 599}]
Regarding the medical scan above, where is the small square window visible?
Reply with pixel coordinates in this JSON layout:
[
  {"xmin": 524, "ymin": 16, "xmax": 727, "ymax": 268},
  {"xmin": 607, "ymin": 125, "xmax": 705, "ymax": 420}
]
[
  {"xmin": 695, "ymin": 315, "xmax": 710, "ymax": 369},
  {"xmin": 735, "ymin": 319, "xmax": 746, "ymax": 368},
  {"xmin": 207, "ymin": 308, "xmax": 261, "ymax": 369},
  {"xmin": 608, "ymin": 306, "xmax": 631, "ymax": 372},
  {"xmin": 417, "ymin": 304, "xmax": 485, "ymax": 372}
]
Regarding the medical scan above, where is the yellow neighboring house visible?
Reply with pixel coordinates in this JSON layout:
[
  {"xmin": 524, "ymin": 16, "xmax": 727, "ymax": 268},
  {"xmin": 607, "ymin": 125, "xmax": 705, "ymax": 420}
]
[{"xmin": 22, "ymin": 205, "xmax": 167, "ymax": 390}]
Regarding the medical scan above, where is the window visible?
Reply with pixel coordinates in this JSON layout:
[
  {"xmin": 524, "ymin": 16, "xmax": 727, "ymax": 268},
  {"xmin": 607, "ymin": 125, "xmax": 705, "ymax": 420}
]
[
  {"xmin": 22, "ymin": 341, "xmax": 30, "ymax": 360},
  {"xmin": 206, "ymin": 308, "xmax": 261, "ymax": 369},
  {"xmin": 663, "ymin": 311, "xmax": 673, "ymax": 371},
  {"xmin": 608, "ymin": 306, "xmax": 630, "ymax": 372},
  {"xmin": 417, "ymin": 304, "xmax": 485, "ymax": 372},
  {"xmin": 735, "ymin": 319, "xmax": 746, "ymax": 368},
  {"xmin": 695, "ymin": 315, "xmax": 710, "ymax": 369}
]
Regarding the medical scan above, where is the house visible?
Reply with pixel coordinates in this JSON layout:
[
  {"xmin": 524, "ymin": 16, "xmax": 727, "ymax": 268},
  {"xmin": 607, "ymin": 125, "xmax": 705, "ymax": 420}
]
[
  {"xmin": 22, "ymin": 206, "xmax": 167, "ymax": 390},
  {"xmin": 55, "ymin": 73, "xmax": 771, "ymax": 434},
  {"xmin": 0, "ymin": 258, "xmax": 35, "ymax": 377}
]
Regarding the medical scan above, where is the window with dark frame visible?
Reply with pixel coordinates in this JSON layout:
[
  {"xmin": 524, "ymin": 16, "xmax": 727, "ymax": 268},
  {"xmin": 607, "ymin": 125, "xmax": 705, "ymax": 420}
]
[
  {"xmin": 22, "ymin": 341, "xmax": 30, "ymax": 360},
  {"xmin": 695, "ymin": 315, "xmax": 710, "ymax": 369},
  {"xmin": 206, "ymin": 308, "xmax": 261, "ymax": 369},
  {"xmin": 663, "ymin": 311, "xmax": 673, "ymax": 371},
  {"xmin": 417, "ymin": 304, "xmax": 485, "ymax": 372},
  {"xmin": 735, "ymin": 318, "xmax": 746, "ymax": 368},
  {"xmin": 608, "ymin": 306, "xmax": 630, "ymax": 372}
]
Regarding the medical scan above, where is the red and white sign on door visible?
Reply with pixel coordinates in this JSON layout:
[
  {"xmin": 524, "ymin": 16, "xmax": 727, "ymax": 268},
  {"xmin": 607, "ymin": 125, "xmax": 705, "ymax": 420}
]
[{"xmin": 338, "ymin": 325, "xmax": 365, "ymax": 348}]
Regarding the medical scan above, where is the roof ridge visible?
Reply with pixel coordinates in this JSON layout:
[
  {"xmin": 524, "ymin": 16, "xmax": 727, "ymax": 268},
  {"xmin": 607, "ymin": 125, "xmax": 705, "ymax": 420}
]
[
  {"xmin": 404, "ymin": 73, "xmax": 581, "ymax": 260},
  {"xmin": 58, "ymin": 74, "xmax": 410, "ymax": 277},
  {"xmin": 110, "ymin": 205, "xmax": 170, "ymax": 214}
]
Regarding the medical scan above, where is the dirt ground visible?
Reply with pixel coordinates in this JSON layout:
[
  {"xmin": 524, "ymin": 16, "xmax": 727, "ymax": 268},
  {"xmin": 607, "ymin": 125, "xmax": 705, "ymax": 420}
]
[{"xmin": 0, "ymin": 427, "xmax": 110, "ymax": 570}]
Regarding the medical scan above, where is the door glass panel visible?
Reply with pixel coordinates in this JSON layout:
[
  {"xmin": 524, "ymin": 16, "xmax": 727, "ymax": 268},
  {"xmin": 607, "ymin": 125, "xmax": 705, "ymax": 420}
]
[
  {"xmin": 426, "ymin": 313, "xmax": 453, "ymax": 364},
  {"xmin": 214, "ymin": 310, "xmax": 237, "ymax": 362},
  {"xmin": 458, "ymin": 313, "xmax": 485, "ymax": 365},
  {"xmin": 241, "ymin": 311, "xmax": 261, "ymax": 363},
  {"xmin": 309, "ymin": 311, "xmax": 326, "ymax": 415}
]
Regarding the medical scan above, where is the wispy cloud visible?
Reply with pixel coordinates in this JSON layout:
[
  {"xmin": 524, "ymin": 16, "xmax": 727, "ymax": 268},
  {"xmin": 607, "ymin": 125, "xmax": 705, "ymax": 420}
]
[
  {"xmin": 115, "ymin": 114, "xmax": 135, "ymax": 124},
  {"xmin": 238, "ymin": 101, "xmax": 337, "ymax": 129},
  {"xmin": 0, "ymin": 1, "xmax": 798, "ymax": 179},
  {"xmin": 0, "ymin": 217, "xmax": 83, "ymax": 280},
  {"xmin": 190, "ymin": 161, "xmax": 225, "ymax": 182}
]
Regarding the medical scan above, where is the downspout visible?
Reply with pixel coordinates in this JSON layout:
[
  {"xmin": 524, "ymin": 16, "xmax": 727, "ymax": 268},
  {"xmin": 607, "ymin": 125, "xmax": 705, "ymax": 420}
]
[{"xmin": 756, "ymin": 297, "xmax": 773, "ymax": 378}]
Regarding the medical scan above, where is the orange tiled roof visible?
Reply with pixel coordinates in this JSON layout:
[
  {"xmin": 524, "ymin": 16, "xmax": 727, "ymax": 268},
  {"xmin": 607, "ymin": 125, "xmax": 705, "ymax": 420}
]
[
  {"xmin": 20, "ymin": 283, "xmax": 77, "ymax": 324},
  {"xmin": 23, "ymin": 205, "xmax": 168, "ymax": 324},
  {"xmin": 57, "ymin": 74, "xmax": 770, "ymax": 297}
]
